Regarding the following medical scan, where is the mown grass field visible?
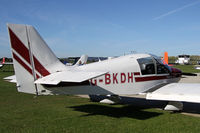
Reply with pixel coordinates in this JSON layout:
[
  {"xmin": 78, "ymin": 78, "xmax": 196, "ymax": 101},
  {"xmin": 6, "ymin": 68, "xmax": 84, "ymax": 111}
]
[
  {"xmin": 1, "ymin": 65, "xmax": 200, "ymax": 133},
  {"xmin": 173, "ymin": 65, "xmax": 200, "ymax": 73}
]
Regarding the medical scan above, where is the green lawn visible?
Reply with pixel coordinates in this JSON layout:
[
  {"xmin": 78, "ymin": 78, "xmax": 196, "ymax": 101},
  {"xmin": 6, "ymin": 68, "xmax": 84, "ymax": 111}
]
[
  {"xmin": 1, "ymin": 65, "xmax": 200, "ymax": 132},
  {"xmin": 172, "ymin": 65, "xmax": 200, "ymax": 73}
]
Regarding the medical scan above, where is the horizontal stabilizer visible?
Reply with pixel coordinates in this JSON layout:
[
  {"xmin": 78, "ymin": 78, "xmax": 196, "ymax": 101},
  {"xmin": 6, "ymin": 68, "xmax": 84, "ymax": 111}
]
[
  {"xmin": 4, "ymin": 75, "xmax": 16, "ymax": 83},
  {"xmin": 34, "ymin": 71, "xmax": 107, "ymax": 85},
  {"xmin": 146, "ymin": 83, "xmax": 200, "ymax": 103}
]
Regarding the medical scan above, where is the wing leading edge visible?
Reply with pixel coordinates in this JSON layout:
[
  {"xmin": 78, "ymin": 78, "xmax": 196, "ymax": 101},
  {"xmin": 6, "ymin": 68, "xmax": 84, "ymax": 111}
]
[
  {"xmin": 146, "ymin": 83, "xmax": 200, "ymax": 103},
  {"xmin": 34, "ymin": 70, "xmax": 108, "ymax": 85}
]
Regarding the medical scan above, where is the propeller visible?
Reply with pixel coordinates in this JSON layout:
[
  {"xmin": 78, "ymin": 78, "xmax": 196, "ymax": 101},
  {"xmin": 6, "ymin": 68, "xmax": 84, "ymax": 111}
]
[{"xmin": 182, "ymin": 72, "xmax": 197, "ymax": 76}]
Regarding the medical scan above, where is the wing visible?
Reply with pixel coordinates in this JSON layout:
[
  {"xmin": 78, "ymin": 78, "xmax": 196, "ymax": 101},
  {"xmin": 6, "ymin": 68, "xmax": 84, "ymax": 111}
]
[
  {"xmin": 34, "ymin": 70, "xmax": 107, "ymax": 85},
  {"xmin": 146, "ymin": 83, "xmax": 200, "ymax": 103}
]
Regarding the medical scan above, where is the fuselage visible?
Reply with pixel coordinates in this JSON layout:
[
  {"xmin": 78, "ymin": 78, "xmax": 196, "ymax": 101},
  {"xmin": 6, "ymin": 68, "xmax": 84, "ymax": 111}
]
[
  {"xmin": 6, "ymin": 24, "xmax": 182, "ymax": 96},
  {"xmin": 45, "ymin": 54, "xmax": 181, "ymax": 95}
]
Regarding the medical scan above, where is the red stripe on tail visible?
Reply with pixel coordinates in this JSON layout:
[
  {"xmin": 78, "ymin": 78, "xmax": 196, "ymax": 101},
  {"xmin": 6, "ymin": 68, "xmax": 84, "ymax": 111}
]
[
  {"xmin": 13, "ymin": 53, "xmax": 40, "ymax": 79},
  {"xmin": 33, "ymin": 56, "xmax": 50, "ymax": 76},
  {"xmin": 13, "ymin": 53, "xmax": 33, "ymax": 75},
  {"xmin": 8, "ymin": 28, "xmax": 31, "ymax": 64},
  {"xmin": 8, "ymin": 28, "xmax": 50, "ymax": 77}
]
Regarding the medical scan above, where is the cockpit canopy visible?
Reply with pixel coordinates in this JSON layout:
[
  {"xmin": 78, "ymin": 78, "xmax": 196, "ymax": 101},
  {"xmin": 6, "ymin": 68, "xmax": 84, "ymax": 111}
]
[{"xmin": 137, "ymin": 54, "xmax": 171, "ymax": 75}]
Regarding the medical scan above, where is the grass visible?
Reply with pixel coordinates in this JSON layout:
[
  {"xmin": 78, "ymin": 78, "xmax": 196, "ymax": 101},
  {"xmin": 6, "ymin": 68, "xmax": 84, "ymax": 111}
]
[
  {"xmin": 1, "ymin": 65, "xmax": 200, "ymax": 132},
  {"xmin": 0, "ymin": 64, "xmax": 13, "ymax": 72},
  {"xmin": 172, "ymin": 65, "xmax": 200, "ymax": 73}
]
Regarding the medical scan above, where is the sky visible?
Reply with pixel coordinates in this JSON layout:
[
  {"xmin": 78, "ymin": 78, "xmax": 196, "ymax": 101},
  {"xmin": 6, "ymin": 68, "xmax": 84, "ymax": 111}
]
[{"xmin": 1, "ymin": 0, "xmax": 200, "ymax": 57}]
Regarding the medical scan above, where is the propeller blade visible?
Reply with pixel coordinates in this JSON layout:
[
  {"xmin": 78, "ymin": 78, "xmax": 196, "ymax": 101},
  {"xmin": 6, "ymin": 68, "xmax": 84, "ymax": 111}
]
[{"xmin": 182, "ymin": 72, "xmax": 197, "ymax": 76}]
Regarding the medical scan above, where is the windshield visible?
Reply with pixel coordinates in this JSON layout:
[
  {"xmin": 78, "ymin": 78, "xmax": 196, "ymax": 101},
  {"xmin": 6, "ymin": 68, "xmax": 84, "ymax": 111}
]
[
  {"xmin": 153, "ymin": 57, "xmax": 171, "ymax": 74},
  {"xmin": 137, "ymin": 54, "xmax": 171, "ymax": 75}
]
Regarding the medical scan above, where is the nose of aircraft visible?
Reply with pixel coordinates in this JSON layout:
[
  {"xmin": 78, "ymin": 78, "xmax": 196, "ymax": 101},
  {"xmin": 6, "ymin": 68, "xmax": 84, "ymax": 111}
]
[{"xmin": 170, "ymin": 67, "xmax": 182, "ymax": 77}]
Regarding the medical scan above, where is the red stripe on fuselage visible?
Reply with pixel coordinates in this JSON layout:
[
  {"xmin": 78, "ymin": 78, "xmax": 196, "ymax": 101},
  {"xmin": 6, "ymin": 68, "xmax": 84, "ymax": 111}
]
[
  {"xmin": 8, "ymin": 28, "xmax": 50, "ymax": 77},
  {"xmin": 134, "ymin": 72, "xmax": 140, "ymax": 76},
  {"xmin": 135, "ymin": 76, "xmax": 168, "ymax": 82}
]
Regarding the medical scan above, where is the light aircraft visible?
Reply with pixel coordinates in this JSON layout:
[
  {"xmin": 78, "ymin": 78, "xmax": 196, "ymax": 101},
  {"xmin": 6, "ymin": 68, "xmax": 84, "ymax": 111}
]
[
  {"xmin": 72, "ymin": 54, "xmax": 88, "ymax": 66},
  {"xmin": 64, "ymin": 55, "xmax": 88, "ymax": 66},
  {"xmin": 0, "ymin": 57, "xmax": 6, "ymax": 68},
  {"xmin": 0, "ymin": 57, "xmax": 13, "ymax": 68},
  {"xmin": 6, "ymin": 23, "xmax": 200, "ymax": 111}
]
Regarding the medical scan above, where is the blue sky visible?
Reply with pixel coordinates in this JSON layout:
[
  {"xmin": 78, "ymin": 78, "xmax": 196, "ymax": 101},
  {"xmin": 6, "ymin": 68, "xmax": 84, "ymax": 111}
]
[{"xmin": 1, "ymin": 0, "xmax": 200, "ymax": 57}]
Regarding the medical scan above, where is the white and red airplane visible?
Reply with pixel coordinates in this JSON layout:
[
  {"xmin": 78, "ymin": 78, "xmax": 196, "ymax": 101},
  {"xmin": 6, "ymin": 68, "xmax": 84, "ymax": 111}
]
[
  {"xmin": 0, "ymin": 57, "xmax": 13, "ymax": 68},
  {"xmin": 6, "ymin": 23, "xmax": 200, "ymax": 111},
  {"xmin": 0, "ymin": 58, "xmax": 4, "ymax": 68},
  {"xmin": 68, "ymin": 54, "xmax": 88, "ymax": 66},
  {"xmin": 0, "ymin": 57, "xmax": 6, "ymax": 68}
]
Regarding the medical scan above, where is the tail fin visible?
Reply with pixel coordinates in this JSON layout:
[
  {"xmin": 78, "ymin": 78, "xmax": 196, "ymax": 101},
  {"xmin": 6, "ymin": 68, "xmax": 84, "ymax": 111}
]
[
  {"xmin": 75, "ymin": 54, "xmax": 88, "ymax": 66},
  {"xmin": 7, "ymin": 24, "xmax": 66, "ymax": 95}
]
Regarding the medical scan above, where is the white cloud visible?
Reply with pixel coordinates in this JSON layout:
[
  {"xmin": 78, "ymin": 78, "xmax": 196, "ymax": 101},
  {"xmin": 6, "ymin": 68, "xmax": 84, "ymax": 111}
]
[{"xmin": 153, "ymin": 1, "xmax": 200, "ymax": 20}]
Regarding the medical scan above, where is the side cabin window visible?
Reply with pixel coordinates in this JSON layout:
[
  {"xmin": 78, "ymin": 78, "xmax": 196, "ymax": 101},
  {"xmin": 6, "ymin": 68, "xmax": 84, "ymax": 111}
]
[{"xmin": 137, "ymin": 57, "xmax": 155, "ymax": 75}]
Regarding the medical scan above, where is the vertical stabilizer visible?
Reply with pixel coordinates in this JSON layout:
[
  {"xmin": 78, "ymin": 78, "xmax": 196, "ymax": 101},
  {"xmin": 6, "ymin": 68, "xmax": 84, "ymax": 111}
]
[
  {"xmin": 7, "ymin": 24, "xmax": 66, "ymax": 95},
  {"xmin": 75, "ymin": 54, "xmax": 88, "ymax": 66}
]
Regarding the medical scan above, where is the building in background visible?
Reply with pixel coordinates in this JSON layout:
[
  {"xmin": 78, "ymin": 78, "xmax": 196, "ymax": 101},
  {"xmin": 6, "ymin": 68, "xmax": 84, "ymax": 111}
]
[{"xmin": 175, "ymin": 55, "xmax": 190, "ymax": 65}]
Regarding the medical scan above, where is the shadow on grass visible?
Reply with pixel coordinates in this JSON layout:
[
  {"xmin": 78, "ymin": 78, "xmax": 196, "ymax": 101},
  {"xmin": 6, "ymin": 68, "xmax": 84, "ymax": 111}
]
[
  {"xmin": 182, "ymin": 102, "xmax": 200, "ymax": 114},
  {"xmin": 69, "ymin": 104, "xmax": 163, "ymax": 120},
  {"xmin": 69, "ymin": 96, "xmax": 200, "ymax": 119},
  {"xmin": 120, "ymin": 97, "xmax": 200, "ymax": 115}
]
